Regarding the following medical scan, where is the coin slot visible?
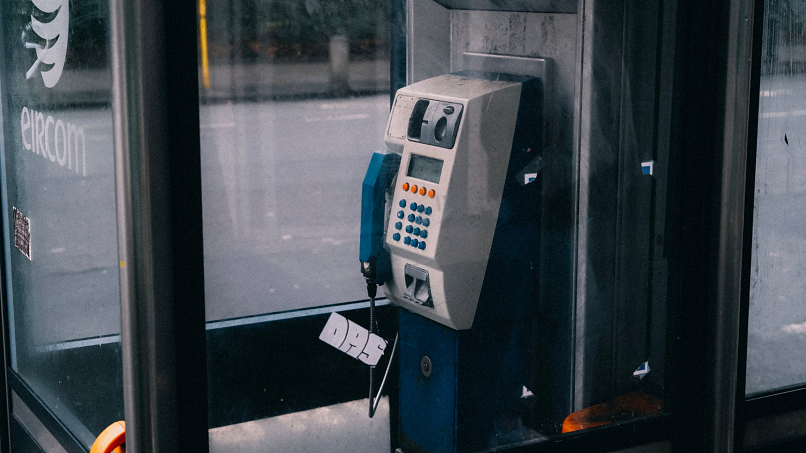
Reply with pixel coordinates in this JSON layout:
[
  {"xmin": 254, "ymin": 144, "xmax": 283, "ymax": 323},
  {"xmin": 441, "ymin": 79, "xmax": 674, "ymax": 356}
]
[
  {"xmin": 434, "ymin": 117, "xmax": 448, "ymax": 142},
  {"xmin": 403, "ymin": 264, "xmax": 434, "ymax": 307}
]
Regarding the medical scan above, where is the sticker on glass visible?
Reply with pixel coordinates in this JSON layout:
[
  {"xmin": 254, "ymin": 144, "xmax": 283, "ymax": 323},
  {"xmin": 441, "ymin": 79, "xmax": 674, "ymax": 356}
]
[
  {"xmin": 14, "ymin": 207, "xmax": 32, "ymax": 260},
  {"xmin": 319, "ymin": 312, "xmax": 388, "ymax": 366},
  {"xmin": 633, "ymin": 361, "xmax": 650, "ymax": 379},
  {"xmin": 24, "ymin": 0, "xmax": 70, "ymax": 88}
]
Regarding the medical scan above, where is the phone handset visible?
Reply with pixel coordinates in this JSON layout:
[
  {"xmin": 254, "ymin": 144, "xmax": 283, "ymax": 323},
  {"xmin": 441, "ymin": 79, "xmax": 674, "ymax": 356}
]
[
  {"xmin": 359, "ymin": 150, "xmax": 401, "ymax": 294},
  {"xmin": 359, "ymin": 150, "xmax": 401, "ymax": 419}
]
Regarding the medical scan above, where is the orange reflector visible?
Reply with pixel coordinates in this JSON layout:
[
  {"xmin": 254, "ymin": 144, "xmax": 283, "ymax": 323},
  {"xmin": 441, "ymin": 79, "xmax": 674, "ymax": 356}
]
[
  {"xmin": 562, "ymin": 391, "xmax": 663, "ymax": 434},
  {"xmin": 411, "ymin": 185, "xmax": 418, "ymax": 193},
  {"xmin": 428, "ymin": 189, "xmax": 435, "ymax": 198},
  {"xmin": 419, "ymin": 187, "xmax": 426, "ymax": 196},
  {"xmin": 402, "ymin": 183, "xmax": 409, "ymax": 191},
  {"xmin": 91, "ymin": 421, "xmax": 126, "ymax": 453}
]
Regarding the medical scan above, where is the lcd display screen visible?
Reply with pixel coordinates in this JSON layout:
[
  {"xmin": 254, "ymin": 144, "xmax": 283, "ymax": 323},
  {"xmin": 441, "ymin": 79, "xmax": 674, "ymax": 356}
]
[{"xmin": 407, "ymin": 155, "xmax": 444, "ymax": 184}]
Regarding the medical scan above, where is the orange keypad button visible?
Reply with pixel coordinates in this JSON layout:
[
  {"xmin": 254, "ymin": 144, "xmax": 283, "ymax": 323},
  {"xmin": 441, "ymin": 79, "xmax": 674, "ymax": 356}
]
[
  {"xmin": 428, "ymin": 189, "xmax": 435, "ymax": 198},
  {"xmin": 419, "ymin": 187, "xmax": 426, "ymax": 196},
  {"xmin": 411, "ymin": 185, "xmax": 418, "ymax": 193},
  {"xmin": 402, "ymin": 183, "xmax": 409, "ymax": 191}
]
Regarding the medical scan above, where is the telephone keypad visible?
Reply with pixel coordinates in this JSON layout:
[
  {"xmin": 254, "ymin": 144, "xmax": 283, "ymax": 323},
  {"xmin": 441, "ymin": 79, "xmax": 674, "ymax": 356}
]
[{"xmin": 393, "ymin": 187, "xmax": 434, "ymax": 252}]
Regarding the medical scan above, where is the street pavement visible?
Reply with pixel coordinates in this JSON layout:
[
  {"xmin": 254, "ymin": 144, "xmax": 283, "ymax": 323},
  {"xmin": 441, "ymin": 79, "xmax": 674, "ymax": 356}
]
[{"xmin": 199, "ymin": 94, "xmax": 391, "ymax": 321}]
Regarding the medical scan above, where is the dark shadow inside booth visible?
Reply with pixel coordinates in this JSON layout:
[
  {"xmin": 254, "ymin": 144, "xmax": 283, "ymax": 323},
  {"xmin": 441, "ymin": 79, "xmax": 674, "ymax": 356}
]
[{"xmin": 16, "ymin": 303, "xmax": 399, "ymax": 443}]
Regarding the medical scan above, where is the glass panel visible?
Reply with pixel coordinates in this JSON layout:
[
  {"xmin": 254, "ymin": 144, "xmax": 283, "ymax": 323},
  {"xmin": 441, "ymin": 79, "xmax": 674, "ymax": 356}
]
[
  {"xmin": 201, "ymin": 0, "xmax": 394, "ymax": 451},
  {"xmin": 200, "ymin": 0, "xmax": 391, "ymax": 319},
  {"xmin": 0, "ymin": 0, "xmax": 123, "ymax": 447},
  {"xmin": 200, "ymin": 93, "xmax": 390, "ymax": 319},
  {"xmin": 746, "ymin": 1, "xmax": 806, "ymax": 396}
]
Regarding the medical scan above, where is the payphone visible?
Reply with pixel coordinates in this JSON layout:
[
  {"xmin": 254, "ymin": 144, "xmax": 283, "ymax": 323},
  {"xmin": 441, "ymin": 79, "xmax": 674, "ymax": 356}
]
[
  {"xmin": 360, "ymin": 69, "xmax": 545, "ymax": 452},
  {"xmin": 361, "ymin": 71, "xmax": 543, "ymax": 329}
]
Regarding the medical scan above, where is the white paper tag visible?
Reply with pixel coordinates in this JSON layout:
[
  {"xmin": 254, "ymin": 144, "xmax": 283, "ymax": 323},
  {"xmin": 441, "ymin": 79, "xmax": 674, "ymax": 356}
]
[{"xmin": 319, "ymin": 312, "xmax": 388, "ymax": 366}]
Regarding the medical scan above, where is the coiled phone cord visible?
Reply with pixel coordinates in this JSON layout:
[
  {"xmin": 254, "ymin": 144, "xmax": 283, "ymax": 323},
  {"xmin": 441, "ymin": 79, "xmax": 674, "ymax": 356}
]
[{"xmin": 368, "ymin": 282, "xmax": 399, "ymax": 418}]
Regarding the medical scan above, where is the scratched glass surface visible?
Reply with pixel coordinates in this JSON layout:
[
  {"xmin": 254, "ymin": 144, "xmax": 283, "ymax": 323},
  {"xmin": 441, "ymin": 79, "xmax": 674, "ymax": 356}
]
[
  {"xmin": 0, "ymin": 0, "xmax": 123, "ymax": 447},
  {"xmin": 746, "ymin": 0, "xmax": 806, "ymax": 396}
]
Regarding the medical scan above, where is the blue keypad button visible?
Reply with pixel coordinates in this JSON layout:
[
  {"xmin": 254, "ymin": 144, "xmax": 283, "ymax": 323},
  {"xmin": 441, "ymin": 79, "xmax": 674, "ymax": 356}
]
[
  {"xmin": 413, "ymin": 227, "xmax": 421, "ymax": 236},
  {"xmin": 392, "ymin": 233, "xmax": 400, "ymax": 241},
  {"xmin": 408, "ymin": 214, "xmax": 415, "ymax": 222},
  {"xmin": 395, "ymin": 222, "xmax": 402, "ymax": 230},
  {"xmin": 397, "ymin": 211, "xmax": 404, "ymax": 219},
  {"xmin": 404, "ymin": 236, "xmax": 411, "ymax": 245},
  {"xmin": 415, "ymin": 216, "xmax": 423, "ymax": 225},
  {"xmin": 410, "ymin": 202, "xmax": 418, "ymax": 211},
  {"xmin": 423, "ymin": 218, "xmax": 430, "ymax": 227},
  {"xmin": 425, "ymin": 207, "xmax": 432, "ymax": 215},
  {"xmin": 420, "ymin": 230, "xmax": 428, "ymax": 238},
  {"xmin": 411, "ymin": 239, "xmax": 419, "ymax": 248},
  {"xmin": 405, "ymin": 225, "xmax": 413, "ymax": 234},
  {"xmin": 417, "ymin": 205, "xmax": 424, "ymax": 213},
  {"xmin": 399, "ymin": 199, "xmax": 406, "ymax": 208},
  {"xmin": 418, "ymin": 241, "xmax": 426, "ymax": 250}
]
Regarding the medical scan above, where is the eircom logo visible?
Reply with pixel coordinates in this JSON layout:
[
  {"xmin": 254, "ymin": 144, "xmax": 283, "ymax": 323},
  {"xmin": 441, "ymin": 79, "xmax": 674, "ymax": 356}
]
[{"xmin": 25, "ymin": 0, "xmax": 69, "ymax": 88}]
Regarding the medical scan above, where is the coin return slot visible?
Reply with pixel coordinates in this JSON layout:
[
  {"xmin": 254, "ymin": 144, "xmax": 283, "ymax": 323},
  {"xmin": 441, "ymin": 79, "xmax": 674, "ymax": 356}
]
[{"xmin": 404, "ymin": 264, "xmax": 433, "ymax": 307}]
